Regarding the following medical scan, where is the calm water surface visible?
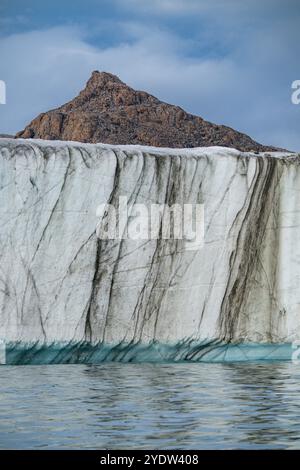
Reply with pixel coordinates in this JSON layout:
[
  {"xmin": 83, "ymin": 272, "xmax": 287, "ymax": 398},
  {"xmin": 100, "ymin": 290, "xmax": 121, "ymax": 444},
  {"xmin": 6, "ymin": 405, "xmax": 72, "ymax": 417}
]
[{"xmin": 1, "ymin": 362, "xmax": 300, "ymax": 449}]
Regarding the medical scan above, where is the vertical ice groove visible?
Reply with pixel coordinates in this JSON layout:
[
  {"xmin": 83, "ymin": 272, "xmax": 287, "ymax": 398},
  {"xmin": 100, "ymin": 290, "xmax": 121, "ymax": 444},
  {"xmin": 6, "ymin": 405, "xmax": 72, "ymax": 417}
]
[{"xmin": 0, "ymin": 138, "xmax": 299, "ymax": 363}]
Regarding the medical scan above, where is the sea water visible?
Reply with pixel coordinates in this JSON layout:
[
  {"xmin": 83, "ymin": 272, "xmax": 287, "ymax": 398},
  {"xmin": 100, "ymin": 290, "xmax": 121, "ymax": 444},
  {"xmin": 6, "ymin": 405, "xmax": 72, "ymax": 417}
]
[{"xmin": 1, "ymin": 362, "xmax": 300, "ymax": 449}]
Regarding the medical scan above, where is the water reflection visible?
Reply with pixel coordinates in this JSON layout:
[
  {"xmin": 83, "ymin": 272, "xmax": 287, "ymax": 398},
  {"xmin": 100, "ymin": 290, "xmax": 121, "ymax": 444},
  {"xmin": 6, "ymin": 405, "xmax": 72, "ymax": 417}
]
[
  {"xmin": 224, "ymin": 363, "xmax": 300, "ymax": 448},
  {"xmin": 1, "ymin": 362, "xmax": 300, "ymax": 449}
]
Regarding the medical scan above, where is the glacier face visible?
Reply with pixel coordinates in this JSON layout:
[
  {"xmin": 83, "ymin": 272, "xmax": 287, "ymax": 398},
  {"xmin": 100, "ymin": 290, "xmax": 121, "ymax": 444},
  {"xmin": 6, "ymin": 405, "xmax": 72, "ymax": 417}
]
[{"xmin": 0, "ymin": 138, "xmax": 299, "ymax": 364}]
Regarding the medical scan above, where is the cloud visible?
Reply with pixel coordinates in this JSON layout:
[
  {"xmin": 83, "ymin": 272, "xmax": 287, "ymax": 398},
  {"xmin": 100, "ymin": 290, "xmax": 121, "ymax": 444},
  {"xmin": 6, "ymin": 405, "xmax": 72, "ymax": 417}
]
[
  {"xmin": 114, "ymin": 0, "xmax": 299, "ymax": 19},
  {"xmin": 0, "ymin": 12, "xmax": 299, "ymax": 150},
  {"xmin": 115, "ymin": 0, "xmax": 205, "ymax": 14},
  {"xmin": 0, "ymin": 24, "xmax": 232, "ymax": 129}
]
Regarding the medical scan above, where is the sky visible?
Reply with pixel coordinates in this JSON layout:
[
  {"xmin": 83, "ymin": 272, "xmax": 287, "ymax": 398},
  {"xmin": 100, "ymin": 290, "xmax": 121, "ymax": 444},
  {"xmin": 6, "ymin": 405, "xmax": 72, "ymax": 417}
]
[{"xmin": 0, "ymin": 0, "xmax": 299, "ymax": 150}]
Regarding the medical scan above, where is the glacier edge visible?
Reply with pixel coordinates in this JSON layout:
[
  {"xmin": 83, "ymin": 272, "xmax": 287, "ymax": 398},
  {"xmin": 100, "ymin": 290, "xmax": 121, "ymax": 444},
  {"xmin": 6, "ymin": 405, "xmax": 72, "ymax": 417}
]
[{"xmin": 0, "ymin": 138, "xmax": 299, "ymax": 364}]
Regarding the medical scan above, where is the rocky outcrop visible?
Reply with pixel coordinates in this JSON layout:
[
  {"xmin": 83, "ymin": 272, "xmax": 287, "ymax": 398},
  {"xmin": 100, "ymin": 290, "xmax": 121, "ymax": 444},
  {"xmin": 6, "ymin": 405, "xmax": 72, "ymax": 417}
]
[
  {"xmin": 0, "ymin": 138, "xmax": 298, "ymax": 364},
  {"xmin": 16, "ymin": 71, "xmax": 280, "ymax": 152}
]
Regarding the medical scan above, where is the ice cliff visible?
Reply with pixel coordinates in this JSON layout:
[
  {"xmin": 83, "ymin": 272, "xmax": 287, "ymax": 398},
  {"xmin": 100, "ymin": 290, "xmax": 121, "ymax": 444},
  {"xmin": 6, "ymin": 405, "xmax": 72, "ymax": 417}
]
[{"xmin": 0, "ymin": 138, "xmax": 299, "ymax": 364}]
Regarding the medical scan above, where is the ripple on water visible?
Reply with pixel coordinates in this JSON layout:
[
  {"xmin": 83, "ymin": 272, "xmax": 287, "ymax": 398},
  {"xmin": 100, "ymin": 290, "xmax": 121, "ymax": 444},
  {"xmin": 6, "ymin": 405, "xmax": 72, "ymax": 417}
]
[{"xmin": 1, "ymin": 362, "xmax": 300, "ymax": 449}]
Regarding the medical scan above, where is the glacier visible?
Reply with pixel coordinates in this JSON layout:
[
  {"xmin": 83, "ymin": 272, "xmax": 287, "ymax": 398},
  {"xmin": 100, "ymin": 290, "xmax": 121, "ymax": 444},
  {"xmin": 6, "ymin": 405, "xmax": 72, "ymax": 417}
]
[{"xmin": 0, "ymin": 138, "xmax": 299, "ymax": 364}]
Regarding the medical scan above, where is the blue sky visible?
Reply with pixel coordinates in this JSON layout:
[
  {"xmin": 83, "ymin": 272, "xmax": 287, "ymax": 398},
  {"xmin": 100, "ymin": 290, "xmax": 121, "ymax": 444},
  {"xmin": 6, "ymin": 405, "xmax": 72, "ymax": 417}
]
[{"xmin": 0, "ymin": 0, "xmax": 299, "ymax": 149}]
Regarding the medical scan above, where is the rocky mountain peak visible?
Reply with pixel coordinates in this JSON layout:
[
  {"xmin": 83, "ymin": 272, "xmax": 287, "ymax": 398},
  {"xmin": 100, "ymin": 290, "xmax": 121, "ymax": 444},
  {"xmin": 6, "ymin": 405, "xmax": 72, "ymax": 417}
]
[{"xmin": 16, "ymin": 71, "xmax": 280, "ymax": 151}]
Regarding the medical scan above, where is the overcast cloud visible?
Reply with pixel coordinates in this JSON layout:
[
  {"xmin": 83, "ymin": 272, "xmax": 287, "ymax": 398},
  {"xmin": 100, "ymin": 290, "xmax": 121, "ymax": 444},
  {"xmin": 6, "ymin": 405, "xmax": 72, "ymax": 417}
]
[{"xmin": 0, "ymin": 0, "xmax": 299, "ymax": 150}]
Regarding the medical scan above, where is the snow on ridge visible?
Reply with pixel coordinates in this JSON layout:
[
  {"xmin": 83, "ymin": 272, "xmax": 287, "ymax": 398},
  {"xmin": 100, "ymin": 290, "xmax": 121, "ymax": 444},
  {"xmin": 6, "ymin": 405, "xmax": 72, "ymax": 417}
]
[{"xmin": 0, "ymin": 137, "xmax": 295, "ymax": 159}]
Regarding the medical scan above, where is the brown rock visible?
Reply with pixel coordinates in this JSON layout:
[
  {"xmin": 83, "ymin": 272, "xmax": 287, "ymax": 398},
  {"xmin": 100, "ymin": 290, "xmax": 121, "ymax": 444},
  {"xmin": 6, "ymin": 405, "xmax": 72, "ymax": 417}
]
[{"xmin": 16, "ymin": 71, "xmax": 280, "ymax": 151}]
